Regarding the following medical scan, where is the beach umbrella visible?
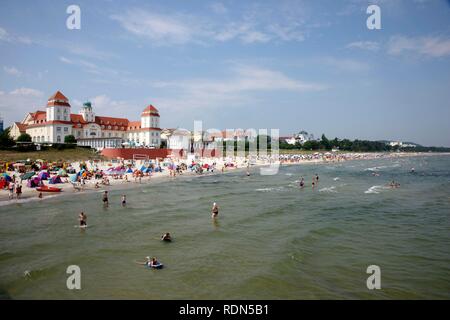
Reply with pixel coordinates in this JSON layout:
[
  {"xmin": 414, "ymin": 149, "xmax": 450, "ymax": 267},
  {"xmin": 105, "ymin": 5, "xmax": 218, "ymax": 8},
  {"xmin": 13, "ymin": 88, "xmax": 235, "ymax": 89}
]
[
  {"xmin": 2, "ymin": 173, "xmax": 12, "ymax": 182},
  {"xmin": 13, "ymin": 163, "xmax": 25, "ymax": 167},
  {"xmin": 20, "ymin": 171, "xmax": 35, "ymax": 180},
  {"xmin": 38, "ymin": 171, "xmax": 49, "ymax": 180}
]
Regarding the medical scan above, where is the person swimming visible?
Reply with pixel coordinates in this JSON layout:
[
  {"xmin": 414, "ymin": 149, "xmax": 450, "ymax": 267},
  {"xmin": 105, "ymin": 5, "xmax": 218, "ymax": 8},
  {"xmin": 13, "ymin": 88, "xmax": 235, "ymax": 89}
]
[
  {"xmin": 211, "ymin": 202, "xmax": 219, "ymax": 218},
  {"xmin": 121, "ymin": 195, "xmax": 126, "ymax": 206},
  {"xmin": 147, "ymin": 256, "xmax": 161, "ymax": 268},
  {"xmin": 389, "ymin": 180, "xmax": 400, "ymax": 188},
  {"xmin": 79, "ymin": 211, "xmax": 87, "ymax": 227},
  {"xmin": 161, "ymin": 232, "xmax": 172, "ymax": 242},
  {"xmin": 299, "ymin": 177, "xmax": 305, "ymax": 188}
]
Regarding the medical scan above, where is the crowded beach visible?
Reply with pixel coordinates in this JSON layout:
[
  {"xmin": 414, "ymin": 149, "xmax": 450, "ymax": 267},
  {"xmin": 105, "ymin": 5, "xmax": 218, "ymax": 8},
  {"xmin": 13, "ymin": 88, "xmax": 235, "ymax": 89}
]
[{"xmin": 0, "ymin": 151, "xmax": 430, "ymax": 205}]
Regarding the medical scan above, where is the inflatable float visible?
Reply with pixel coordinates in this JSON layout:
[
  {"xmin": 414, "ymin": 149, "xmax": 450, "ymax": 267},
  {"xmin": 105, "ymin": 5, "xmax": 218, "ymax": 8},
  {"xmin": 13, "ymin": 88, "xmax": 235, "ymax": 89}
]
[{"xmin": 36, "ymin": 185, "xmax": 62, "ymax": 192}]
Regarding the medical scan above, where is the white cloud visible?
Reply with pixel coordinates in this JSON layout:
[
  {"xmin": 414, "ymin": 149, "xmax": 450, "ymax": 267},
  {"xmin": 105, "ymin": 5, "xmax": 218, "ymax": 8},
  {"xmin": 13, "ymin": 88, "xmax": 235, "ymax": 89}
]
[
  {"xmin": 3, "ymin": 66, "xmax": 22, "ymax": 76},
  {"xmin": 149, "ymin": 65, "xmax": 326, "ymax": 111},
  {"xmin": 210, "ymin": 2, "xmax": 228, "ymax": 14},
  {"xmin": 59, "ymin": 56, "xmax": 73, "ymax": 64},
  {"xmin": 346, "ymin": 41, "xmax": 380, "ymax": 51},
  {"xmin": 111, "ymin": 9, "xmax": 198, "ymax": 45},
  {"xmin": 320, "ymin": 57, "xmax": 371, "ymax": 72},
  {"xmin": 387, "ymin": 35, "xmax": 450, "ymax": 58},
  {"xmin": 267, "ymin": 23, "xmax": 305, "ymax": 42},
  {"xmin": 0, "ymin": 88, "xmax": 45, "ymax": 127},
  {"xmin": 0, "ymin": 26, "xmax": 32, "ymax": 44},
  {"xmin": 59, "ymin": 56, "xmax": 118, "ymax": 76},
  {"xmin": 9, "ymin": 88, "xmax": 43, "ymax": 97},
  {"xmin": 111, "ymin": 6, "xmax": 310, "ymax": 46},
  {"xmin": 87, "ymin": 95, "xmax": 139, "ymax": 118},
  {"xmin": 0, "ymin": 27, "xmax": 9, "ymax": 41}
]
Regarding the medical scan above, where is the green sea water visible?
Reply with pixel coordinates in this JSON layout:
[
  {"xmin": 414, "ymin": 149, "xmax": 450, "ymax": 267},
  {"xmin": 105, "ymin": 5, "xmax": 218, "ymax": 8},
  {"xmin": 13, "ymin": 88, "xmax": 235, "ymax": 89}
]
[{"xmin": 0, "ymin": 155, "xmax": 449, "ymax": 299}]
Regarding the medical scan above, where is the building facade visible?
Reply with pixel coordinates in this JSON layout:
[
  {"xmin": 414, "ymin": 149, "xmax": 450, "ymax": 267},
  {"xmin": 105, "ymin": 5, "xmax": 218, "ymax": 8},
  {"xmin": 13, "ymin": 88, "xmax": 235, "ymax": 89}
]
[{"xmin": 15, "ymin": 90, "xmax": 161, "ymax": 149}]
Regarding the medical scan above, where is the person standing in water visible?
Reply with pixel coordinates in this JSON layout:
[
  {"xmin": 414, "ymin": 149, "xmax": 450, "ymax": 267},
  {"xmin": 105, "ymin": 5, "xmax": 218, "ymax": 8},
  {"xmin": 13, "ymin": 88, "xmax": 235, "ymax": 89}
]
[
  {"xmin": 211, "ymin": 202, "xmax": 219, "ymax": 218},
  {"xmin": 121, "ymin": 195, "xmax": 126, "ymax": 206},
  {"xmin": 79, "ymin": 212, "xmax": 87, "ymax": 227},
  {"xmin": 15, "ymin": 183, "xmax": 22, "ymax": 199},
  {"xmin": 8, "ymin": 182, "xmax": 14, "ymax": 200},
  {"xmin": 102, "ymin": 191, "xmax": 109, "ymax": 206},
  {"xmin": 315, "ymin": 174, "xmax": 319, "ymax": 182},
  {"xmin": 312, "ymin": 178, "xmax": 316, "ymax": 189}
]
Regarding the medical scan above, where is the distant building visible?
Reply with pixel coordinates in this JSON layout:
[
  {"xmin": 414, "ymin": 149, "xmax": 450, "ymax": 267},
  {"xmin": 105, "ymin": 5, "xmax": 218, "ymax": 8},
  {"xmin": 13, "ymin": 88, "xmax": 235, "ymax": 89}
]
[
  {"xmin": 11, "ymin": 90, "xmax": 162, "ymax": 149},
  {"xmin": 388, "ymin": 141, "xmax": 416, "ymax": 148},
  {"xmin": 282, "ymin": 131, "xmax": 311, "ymax": 145},
  {"xmin": 10, "ymin": 122, "xmax": 27, "ymax": 138}
]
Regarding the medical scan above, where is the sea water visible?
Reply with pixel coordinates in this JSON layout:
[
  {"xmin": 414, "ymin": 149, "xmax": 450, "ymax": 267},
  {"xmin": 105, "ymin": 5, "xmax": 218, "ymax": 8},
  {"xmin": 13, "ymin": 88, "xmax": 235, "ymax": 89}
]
[{"xmin": 0, "ymin": 155, "xmax": 449, "ymax": 299}]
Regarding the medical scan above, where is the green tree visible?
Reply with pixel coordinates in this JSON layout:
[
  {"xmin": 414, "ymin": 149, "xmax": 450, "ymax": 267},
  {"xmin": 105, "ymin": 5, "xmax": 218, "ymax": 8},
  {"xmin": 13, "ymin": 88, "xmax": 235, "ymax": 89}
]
[
  {"xmin": 17, "ymin": 133, "xmax": 32, "ymax": 142},
  {"xmin": 320, "ymin": 134, "xmax": 331, "ymax": 150},
  {"xmin": 0, "ymin": 127, "xmax": 15, "ymax": 148},
  {"xmin": 64, "ymin": 135, "xmax": 77, "ymax": 144}
]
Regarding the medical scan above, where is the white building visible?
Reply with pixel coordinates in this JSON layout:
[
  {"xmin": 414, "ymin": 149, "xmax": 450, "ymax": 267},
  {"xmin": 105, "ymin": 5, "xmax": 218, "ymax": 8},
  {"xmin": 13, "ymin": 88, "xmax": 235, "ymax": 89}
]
[{"xmin": 16, "ymin": 90, "xmax": 161, "ymax": 149}]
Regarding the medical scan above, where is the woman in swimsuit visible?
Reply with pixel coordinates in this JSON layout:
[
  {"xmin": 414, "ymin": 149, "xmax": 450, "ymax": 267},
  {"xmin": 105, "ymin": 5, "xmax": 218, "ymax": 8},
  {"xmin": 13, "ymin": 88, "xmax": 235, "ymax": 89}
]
[
  {"xmin": 211, "ymin": 202, "xmax": 219, "ymax": 218},
  {"xmin": 79, "ymin": 212, "xmax": 87, "ymax": 227}
]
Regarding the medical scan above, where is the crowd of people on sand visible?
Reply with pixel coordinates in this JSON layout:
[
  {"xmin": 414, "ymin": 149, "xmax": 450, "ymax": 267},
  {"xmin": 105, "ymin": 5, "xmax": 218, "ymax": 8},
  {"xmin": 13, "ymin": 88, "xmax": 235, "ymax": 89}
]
[{"xmin": 0, "ymin": 157, "xmax": 239, "ymax": 202}]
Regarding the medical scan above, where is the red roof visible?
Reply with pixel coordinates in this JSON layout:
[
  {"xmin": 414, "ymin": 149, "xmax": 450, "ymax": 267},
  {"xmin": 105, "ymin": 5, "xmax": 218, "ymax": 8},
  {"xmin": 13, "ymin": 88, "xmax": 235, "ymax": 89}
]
[
  {"xmin": 48, "ymin": 91, "xmax": 69, "ymax": 102},
  {"xmin": 70, "ymin": 114, "xmax": 86, "ymax": 124},
  {"xmin": 95, "ymin": 116, "xmax": 129, "ymax": 127},
  {"xmin": 47, "ymin": 91, "xmax": 70, "ymax": 107},
  {"xmin": 127, "ymin": 121, "xmax": 141, "ymax": 130},
  {"xmin": 14, "ymin": 122, "xmax": 27, "ymax": 132},
  {"xmin": 30, "ymin": 111, "xmax": 46, "ymax": 120},
  {"xmin": 141, "ymin": 105, "xmax": 160, "ymax": 117},
  {"xmin": 32, "ymin": 111, "xmax": 47, "ymax": 123}
]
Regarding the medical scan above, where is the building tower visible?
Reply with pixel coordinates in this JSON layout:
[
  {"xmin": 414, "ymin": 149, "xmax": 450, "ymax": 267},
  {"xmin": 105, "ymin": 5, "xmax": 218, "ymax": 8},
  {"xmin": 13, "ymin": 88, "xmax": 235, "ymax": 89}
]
[
  {"xmin": 46, "ymin": 91, "xmax": 71, "ymax": 122},
  {"xmin": 79, "ymin": 101, "xmax": 95, "ymax": 122},
  {"xmin": 141, "ymin": 104, "xmax": 161, "ymax": 147}
]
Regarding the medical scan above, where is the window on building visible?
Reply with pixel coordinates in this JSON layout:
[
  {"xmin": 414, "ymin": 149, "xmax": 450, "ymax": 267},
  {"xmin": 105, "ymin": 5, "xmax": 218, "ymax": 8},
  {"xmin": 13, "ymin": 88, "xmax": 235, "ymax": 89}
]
[
  {"xmin": 57, "ymin": 127, "xmax": 61, "ymax": 132},
  {"xmin": 64, "ymin": 127, "xmax": 68, "ymax": 132}
]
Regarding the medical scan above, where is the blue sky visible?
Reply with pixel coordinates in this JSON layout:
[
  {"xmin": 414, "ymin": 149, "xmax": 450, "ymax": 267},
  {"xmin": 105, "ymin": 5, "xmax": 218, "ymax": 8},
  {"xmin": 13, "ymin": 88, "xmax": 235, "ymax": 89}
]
[{"xmin": 1, "ymin": 0, "xmax": 450, "ymax": 146}]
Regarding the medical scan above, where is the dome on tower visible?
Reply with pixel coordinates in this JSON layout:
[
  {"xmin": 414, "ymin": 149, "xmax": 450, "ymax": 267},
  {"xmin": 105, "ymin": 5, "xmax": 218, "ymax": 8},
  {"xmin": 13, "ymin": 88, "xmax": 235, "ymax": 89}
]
[{"xmin": 141, "ymin": 105, "xmax": 160, "ymax": 117}]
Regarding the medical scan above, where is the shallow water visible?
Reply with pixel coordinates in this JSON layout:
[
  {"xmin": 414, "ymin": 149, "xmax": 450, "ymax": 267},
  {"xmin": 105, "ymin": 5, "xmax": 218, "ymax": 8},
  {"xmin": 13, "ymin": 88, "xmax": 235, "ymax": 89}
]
[{"xmin": 0, "ymin": 155, "xmax": 449, "ymax": 299}]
